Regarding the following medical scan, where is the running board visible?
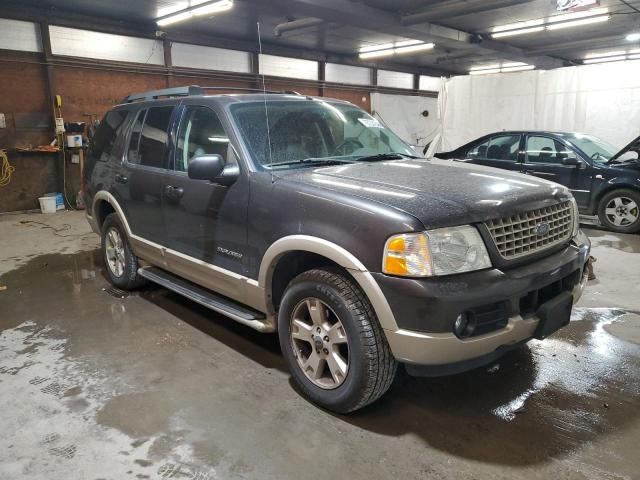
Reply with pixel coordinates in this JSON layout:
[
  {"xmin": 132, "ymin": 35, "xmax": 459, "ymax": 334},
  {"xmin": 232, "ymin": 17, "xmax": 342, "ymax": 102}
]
[{"xmin": 137, "ymin": 266, "xmax": 273, "ymax": 332}]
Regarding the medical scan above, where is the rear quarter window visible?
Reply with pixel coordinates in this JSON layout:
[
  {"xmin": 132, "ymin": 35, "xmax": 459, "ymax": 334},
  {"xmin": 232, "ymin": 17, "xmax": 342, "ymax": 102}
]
[{"xmin": 89, "ymin": 109, "xmax": 130, "ymax": 162}]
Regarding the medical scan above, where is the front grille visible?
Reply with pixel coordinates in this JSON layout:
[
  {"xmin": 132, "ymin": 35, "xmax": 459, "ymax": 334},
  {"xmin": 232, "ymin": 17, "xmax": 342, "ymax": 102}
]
[{"xmin": 485, "ymin": 201, "xmax": 573, "ymax": 260}]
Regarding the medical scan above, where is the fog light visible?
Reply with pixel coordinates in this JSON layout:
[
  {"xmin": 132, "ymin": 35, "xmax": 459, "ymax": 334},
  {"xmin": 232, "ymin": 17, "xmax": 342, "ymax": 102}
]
[{"xmin": 454, "ymin": 312, "xmax": 475, "ymax": 338}]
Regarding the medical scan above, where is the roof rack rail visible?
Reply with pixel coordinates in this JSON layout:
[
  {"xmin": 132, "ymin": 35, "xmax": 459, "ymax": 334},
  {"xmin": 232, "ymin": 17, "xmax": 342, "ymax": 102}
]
[
  {"xmin": 200, "ymin": 87, "xmax": 302, "ymax": 95},
  {"xmin": 122, "ymin": 85, "xmax": 205, "ymax": 103},
  {"xmin": 121, "ymin": 85, "xmax": 304, "ymax": 103}
]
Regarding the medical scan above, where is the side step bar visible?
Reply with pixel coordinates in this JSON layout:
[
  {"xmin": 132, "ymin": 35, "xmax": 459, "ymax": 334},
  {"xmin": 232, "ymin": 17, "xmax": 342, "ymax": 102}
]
[{"xmin": 138, "ymin": 267, "xmax": 274, "ymax": 332}]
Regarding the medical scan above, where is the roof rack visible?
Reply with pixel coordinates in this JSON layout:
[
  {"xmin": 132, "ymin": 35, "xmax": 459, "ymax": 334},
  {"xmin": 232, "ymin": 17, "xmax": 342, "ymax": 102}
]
[
  {"xmin": 122, "ymin": 85, "xmax": 205, "ymax": 103},
  {"xmin": 121, "ymin": 85, "xmax": 303, "ymax": 103}
]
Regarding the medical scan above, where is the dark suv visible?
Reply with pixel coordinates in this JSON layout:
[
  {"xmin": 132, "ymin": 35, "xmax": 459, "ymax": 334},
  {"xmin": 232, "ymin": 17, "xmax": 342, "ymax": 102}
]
[{"xmin": 84, "ymin": 86, "xmax": 590, "ymax": 413}]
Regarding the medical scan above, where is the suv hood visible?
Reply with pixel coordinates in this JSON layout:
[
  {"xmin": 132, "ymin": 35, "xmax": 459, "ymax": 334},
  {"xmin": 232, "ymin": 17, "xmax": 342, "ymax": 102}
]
[
  {"xmin": 609, "ymin": 134, "xmax": 640, "ymax": 163},
  {"xmin": 280, "ymin": 158, "xmax": 572, "ymax": 229}
]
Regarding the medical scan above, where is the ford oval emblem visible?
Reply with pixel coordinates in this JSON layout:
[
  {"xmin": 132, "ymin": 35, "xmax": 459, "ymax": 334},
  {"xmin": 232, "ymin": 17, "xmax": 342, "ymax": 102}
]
[{"xmin": 535, "ymin": 222, "xmax": 550, "ymax": 237}]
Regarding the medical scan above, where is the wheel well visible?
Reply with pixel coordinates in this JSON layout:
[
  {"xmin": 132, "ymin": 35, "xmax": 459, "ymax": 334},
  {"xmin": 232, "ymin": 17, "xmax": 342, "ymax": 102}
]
[
  {"xmin": 95, "ymin": 200, "xmax": 115, "ymax": 230},
  {"xmin": 270, "ymin": 251, "xmax": 343, "ymax": 311}
]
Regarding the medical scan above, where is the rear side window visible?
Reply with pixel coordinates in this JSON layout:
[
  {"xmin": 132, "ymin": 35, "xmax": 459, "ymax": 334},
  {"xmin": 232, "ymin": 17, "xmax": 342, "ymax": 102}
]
[
  {"xmin": 91, "ymin": 110, "xmax": 129, "ymax": 161},
  {"xmin": 127, "ymin": 106, "xmax": 174, "ymax": 168},
  {"xmin": 469, "ymin": 135, "xmax": 520, "ymax": 161}
]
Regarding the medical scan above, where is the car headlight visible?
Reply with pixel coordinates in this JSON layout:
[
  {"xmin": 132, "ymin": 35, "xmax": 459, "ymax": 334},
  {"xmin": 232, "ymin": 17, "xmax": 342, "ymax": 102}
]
[
  {"xmin": 383, "ymin": 226, "xmax": 492, "ymax": 277},
  {"xmin": 569, "ymin": 196, "xmax": 580, "ymax": 238}
]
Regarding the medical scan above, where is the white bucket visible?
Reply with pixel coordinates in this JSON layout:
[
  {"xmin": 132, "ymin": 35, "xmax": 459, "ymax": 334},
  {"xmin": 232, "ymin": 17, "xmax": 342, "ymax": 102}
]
[{"xmin": 38, "ymin": 195, "xmax": 57, "ymax": 214}]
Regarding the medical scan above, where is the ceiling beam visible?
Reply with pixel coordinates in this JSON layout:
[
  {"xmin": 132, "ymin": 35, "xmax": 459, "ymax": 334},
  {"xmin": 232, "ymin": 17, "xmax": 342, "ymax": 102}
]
[
  {"xmin": 402, "ymin": 0, "xmax": 532, "ymax": 24},
  {"xmin": 240, "ymin": 0, "xmax": 565, "ymax": 69}
]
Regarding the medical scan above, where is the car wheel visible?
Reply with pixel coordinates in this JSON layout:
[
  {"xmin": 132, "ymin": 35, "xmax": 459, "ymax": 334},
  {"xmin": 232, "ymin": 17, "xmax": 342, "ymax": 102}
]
[
  {"xmin": 101, "ymin": 213, "xmax": 146, "ymax": 290},
  {"xmin": 278, "ymin": 267, "xmax": 397, "ymax": 413},
  {"xmin": 597, "ymin": 189, "xmax": 640, "ymax": 233}
]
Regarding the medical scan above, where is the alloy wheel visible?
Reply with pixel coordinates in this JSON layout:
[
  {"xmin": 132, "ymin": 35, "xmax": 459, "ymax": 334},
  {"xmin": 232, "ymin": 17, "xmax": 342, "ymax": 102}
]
[
  {"xmin": 605, "ymin": 196, "xmax": 639, "ymax": 227},
  {"xmin": 105, "ymin": 227, "xmax": 126, "ymax": 278},
  {"xmin": 289, "ymin": 297, "xmax": 350, "ymax": 389}
]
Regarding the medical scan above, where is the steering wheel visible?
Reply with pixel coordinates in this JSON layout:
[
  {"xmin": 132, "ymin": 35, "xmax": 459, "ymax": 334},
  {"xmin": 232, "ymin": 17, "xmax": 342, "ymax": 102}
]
[
  {"xmin": 591, "ymin": 152, "xmax": 601, "ymax": 160},
  {"xmin": 332, "ymin": 138, "xmax": 364, "ymax": 156}
]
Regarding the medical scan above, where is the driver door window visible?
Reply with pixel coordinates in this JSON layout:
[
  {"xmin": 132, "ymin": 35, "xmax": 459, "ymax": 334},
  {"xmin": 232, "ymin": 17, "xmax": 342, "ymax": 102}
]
[
  {"xmin": 173, "ymin": 106, "xmax": 234, "ymax": 172},
  {"xmin": 525, "ymin": 136, "xmax": 572, "ymax": 164}
]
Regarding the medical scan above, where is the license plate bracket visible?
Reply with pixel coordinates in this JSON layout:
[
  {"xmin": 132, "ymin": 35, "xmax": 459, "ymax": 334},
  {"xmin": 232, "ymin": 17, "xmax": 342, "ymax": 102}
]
[{"xmin": 533, "ymin": 291, "xmax": 573, "ymax": 340}]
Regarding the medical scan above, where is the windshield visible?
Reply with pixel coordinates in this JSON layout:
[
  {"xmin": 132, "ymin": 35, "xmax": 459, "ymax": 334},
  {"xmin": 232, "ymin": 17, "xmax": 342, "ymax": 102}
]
[
  {"xmin": 230, "ymin": 99, "xmax": 416, "ymax": 170},
  {"xmin": 562, "ymin": 133, "xmax": 618, "ymax": 163}
]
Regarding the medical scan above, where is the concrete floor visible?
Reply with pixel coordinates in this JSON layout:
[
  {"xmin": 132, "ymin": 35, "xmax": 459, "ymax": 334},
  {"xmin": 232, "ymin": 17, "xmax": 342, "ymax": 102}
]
[{"xmin": 1, "ymin": 211, "xmax": 639, "ymax": 480}]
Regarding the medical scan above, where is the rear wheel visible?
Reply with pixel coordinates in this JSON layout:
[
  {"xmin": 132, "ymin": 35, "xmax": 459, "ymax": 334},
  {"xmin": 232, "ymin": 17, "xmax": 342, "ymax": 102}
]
[
  {"xmin": 278, "ymin": 268, "xmax": 397, "ymax": 413},
  {"xmin": 597, "ymin": 189, "xmax": 640, "ymax": 233},
  {"xmin": 101, "ymin": 213, "xmax": 146, "ymax": 290}
]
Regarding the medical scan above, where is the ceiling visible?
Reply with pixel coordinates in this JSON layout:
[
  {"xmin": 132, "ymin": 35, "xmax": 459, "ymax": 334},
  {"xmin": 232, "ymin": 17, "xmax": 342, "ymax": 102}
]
[{"xmin": 3, "ymin": 0, "xmax": 640, "ymax": 75}]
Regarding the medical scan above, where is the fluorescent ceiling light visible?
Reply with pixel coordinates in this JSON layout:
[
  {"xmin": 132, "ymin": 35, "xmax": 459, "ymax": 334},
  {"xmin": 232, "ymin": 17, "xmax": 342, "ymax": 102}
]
[
  {"xmin": 156, "ymin": 0, "xmax": 233, "ymax": 26},
  {"xmin": 469, "ymin": 63, "xmax": 534, "ymax": 75},
  {"xmin": 359, "ymin": 42, "xmax": 395, "ymax": 53},
  {"xmin": 546, "ymin": 15, "xmax": 609, "ymax": 30},
  {"xmin": 585, "ymin": 50, "xmax": 626, "ymax": 59},
  {"xmin": 359, "ymin": 49, "xmax": 396, "ymax": 59},
  {"xmin": 395, "ymin": 43, "xmax": 435, "ymax": 55},
  {"xmin": 157, "ymin": 11, "xmax": 193, "ymax": 26},
  {"xmin": 491, "ymin": 7, "xmax": 609, "ymax": 38},
  {"xmin": 470, "ymin": 68, "xmax": 501, "ymax": 75},
  {"xmin": 492, "ymin": 26, "xmax": 544, "ymax": 38},
  {"xmin": 394, "ymin": 40, "xmax": 423, "ymax": 48},
  {"xmin": 627, "ymin": 33, "xmax": 640, "ymax": 42},
  {"xmin": 584, "ymin": 55, "xmax": 627, "ymax": 64},
  {"xmin": 501, "ymin": 65, "xmax": 535, "ymax": 72},
  {"xmin": 358, "ymin": 41, "xmax": 434, "ymax": 59},
  {"xmin": 493, "ymin": 19, "xmax": 544, "ymax": 33}
]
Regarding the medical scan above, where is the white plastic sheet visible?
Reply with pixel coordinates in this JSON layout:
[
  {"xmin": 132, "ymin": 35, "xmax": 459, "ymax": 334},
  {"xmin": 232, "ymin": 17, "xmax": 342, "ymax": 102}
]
[
  {"xmin": 439, "ymin": 61, "xmax": 640, "ymax": 152},
  {"xmin": 370, "ymin": 92, "xmax": 439, "ymax": 147}
]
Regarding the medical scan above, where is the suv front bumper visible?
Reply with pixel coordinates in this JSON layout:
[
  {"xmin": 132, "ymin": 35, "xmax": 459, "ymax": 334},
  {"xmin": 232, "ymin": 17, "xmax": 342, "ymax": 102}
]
[{"xmin": 376, "ymin": 230, "xmax": 590, "ymax": 375}]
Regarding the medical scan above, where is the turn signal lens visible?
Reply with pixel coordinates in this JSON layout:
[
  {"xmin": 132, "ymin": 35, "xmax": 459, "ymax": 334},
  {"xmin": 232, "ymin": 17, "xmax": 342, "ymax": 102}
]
[{"xmin": 383, "ymin": 233, "xmax": 432, "ymax": 276}]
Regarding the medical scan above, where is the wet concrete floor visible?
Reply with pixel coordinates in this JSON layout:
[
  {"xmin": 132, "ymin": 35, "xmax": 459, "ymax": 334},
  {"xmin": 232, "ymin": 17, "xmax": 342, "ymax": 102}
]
[{"xmin": 1, "ymin": 212, "xmax": 640, "ymax": 479}]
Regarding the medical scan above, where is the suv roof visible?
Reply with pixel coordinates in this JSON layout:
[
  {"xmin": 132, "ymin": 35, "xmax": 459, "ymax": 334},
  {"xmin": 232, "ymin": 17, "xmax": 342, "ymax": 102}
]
[{"xmin": 116, "ymin": 85, "xmax": 354, "ymax": 109}]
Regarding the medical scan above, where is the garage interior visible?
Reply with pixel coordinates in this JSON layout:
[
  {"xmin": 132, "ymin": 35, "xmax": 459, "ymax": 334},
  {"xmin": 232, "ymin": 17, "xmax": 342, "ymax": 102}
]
[{"xmin": 1, "ymin": 0, "xmax": 640, "ymax": 479}]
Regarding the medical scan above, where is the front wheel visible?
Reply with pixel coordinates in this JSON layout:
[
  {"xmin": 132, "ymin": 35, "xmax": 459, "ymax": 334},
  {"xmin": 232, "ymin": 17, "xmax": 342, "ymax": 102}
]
[
  {"xmin": 278, "ymin": 268, "xmax": 397, "ymax": 413},
  {"xmin": 597, "ymin": 189, "xmax": 640, "ymax": 233}
]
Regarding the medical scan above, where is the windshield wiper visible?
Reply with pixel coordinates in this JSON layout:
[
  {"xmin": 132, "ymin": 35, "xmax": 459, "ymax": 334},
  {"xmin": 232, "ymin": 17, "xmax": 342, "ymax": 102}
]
[
  {"xmin": 268, "ymin": 157, "xmax": 355, "ymax": 168},
  {"xmin": 355, "ymin": 152, "xmax": 419, "ymax": 162}
]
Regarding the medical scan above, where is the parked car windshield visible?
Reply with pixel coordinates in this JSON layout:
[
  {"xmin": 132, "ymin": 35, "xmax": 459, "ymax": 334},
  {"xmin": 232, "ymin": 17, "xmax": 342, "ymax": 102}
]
[
  {"xmin": 562, "ymin": 133, "xmax": 618, "ymax": 163},
  {"xmin": 230, "ymin": 99, "xmax": 416, "ymax": 170}
]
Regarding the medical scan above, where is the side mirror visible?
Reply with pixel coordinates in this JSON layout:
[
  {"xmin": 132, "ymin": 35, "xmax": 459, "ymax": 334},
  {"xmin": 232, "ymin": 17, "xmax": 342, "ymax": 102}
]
[
  {"xmin": 188, "ymin": 154, "xmax": 238, "ymax": 185},
  {"xmin": 562, "ymin": 157, "xmax": 583, "ymax": 168}
]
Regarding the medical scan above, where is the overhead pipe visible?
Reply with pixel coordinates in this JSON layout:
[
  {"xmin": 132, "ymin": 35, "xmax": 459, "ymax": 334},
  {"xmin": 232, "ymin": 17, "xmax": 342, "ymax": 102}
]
[{"xmin": 274, "ymin": 17, "xmax": 324, "ymax": 36}]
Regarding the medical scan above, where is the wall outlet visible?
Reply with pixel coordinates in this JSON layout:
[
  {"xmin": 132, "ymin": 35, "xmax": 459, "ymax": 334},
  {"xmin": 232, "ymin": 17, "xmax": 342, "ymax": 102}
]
[
  {"xmin": 71, "ymin": 154, "xmax": 80, "ymax": 164},
  {"xmin": 0, "ymin": 113, "xmax": 5, "ymax": 129}
]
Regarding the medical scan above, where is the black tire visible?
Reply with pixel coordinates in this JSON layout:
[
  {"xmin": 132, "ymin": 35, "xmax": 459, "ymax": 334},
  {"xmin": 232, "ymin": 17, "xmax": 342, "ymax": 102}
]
[
  {"xmin": 101, "ymin": 213, "xmax": 146, "ymax": 290},
  {"xmin": 278, "ymin": 267, "xmax": 397, "ymax": 413},
  {"xmin": 597, "ymin": 189, "xmax": 640, "ymax": 233}
]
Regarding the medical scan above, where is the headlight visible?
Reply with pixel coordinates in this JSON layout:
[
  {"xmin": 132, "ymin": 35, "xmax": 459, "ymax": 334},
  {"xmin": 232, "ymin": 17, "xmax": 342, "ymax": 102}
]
[
  {"xmin": 570, "ymin": 196, "xmax": 580, "ymax": 238},
  {"xmin": 383, "ymin": 226, "xmax": 492, "ymax": 277}
]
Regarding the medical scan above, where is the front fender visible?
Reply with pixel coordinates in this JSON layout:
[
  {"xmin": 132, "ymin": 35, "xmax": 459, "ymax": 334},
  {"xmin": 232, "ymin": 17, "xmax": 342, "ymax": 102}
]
[{"xmin": 257, "ymin": 235, "xmax": 399, "ymax": 330}]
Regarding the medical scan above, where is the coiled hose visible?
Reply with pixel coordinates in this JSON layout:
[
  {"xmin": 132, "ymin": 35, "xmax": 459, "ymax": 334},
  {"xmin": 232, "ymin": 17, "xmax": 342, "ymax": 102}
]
[{"xmin": 0, "ymin": 149, "xmax": 15, "ymax": 187}]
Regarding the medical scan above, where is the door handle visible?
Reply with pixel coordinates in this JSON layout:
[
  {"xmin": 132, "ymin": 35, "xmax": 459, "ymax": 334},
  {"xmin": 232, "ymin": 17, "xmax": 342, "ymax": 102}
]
[
  {"xmin": 164, "ymin": 185, "xmax": 184, "ymax": 199},
  {"xmin": 114, "ymin": 174, "xmax": 128, "ymax": 184},
  {"xmin": 594, "ymin": 174, "xmax": 604, "ymax": 180}
]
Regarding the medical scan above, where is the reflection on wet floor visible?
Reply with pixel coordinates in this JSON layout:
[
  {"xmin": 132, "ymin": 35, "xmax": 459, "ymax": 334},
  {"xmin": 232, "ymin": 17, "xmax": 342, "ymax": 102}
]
[{"xmin": 1, "ymin": 249, "xmax": 640, "ymax": 478}]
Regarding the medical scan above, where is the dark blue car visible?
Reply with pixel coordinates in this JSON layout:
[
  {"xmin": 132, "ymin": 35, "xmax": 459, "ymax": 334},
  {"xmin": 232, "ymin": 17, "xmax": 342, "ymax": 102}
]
[{"xmin": 436, "ymin": 131, "xmax": 640, "ymax": 233}]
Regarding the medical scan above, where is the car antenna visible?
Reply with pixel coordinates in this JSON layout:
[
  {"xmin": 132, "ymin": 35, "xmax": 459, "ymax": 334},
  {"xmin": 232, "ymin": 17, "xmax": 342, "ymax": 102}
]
[{"xmin": 257, "ymin": 21, "xmax": 275, "ymax": 184}]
